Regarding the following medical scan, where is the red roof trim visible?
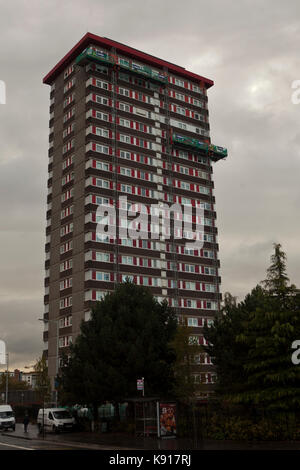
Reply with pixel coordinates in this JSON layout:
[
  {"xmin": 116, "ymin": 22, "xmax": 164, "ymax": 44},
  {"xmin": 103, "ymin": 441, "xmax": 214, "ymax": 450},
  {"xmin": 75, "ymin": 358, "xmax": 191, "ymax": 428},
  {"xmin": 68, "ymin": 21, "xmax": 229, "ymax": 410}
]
[{"xmin": 43, "ymin": 32, "xmax": 214, "ymax": 88}]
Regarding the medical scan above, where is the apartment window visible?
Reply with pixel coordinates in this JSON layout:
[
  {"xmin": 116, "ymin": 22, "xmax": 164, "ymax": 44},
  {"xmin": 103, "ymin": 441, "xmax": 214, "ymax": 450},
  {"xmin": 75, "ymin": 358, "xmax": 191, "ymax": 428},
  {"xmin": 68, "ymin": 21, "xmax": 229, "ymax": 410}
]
[
  {"xmin": 188, "ymin": 318, "xmax": 198, "ymax": 327},
  {"xmin": 63, "ymin": 94, "xmax": 75, "ymax": 108},
  {"xmin": 59, "ymin": 316, "xmax": 72, "ymax": 328},
  {"xmin": 87, "ymin": 63, "xmax": 108, "ymax": 74},
  {"xmin": 204, "ymin": 266, "xmax": 216, "ymax": 276},
  {"xmin": 95, "ymin": 95, "xmax": 109, "ymax": 106},
  {"xmin": 62, "ymin": 172, "xmax": 74, "ymax": 186},
  {"xmin": 119, "ymin": 87, "xmax": 130, "ymax": 97},
  {"xmin": 63, "ymin": 107, "xmax": 75, "ymax": 123},
  {"xmin": 120, "ymin": 150, "xmax": 130, "ymax": 160},
  {"xmin": 96, "ymin": 272, "xmax": 111, "ymax": 282},
  {"xmin": 61, "ymin": 188, "xmax": 74, "ymax": 202},
  {"xmin": 60, "ymin": 278, "xmax": 72, "ymax": 290},
  {"xmin": 175, "ymin": 78, "xmax": 184, "ymax": 87},
  {"xmin": 185, "ymin": 264, "xmax": 195, "ymax": 273},
  {"xmin": 60, "ymin": 241, "xmax": 73, "ymax": 254},
  {"xmin": 120, "ymin": 134, "xmax": 130, "ymax": 144},
  {"xmin": 95, "ymin": 291, "xmax": 106, "ymax": 300},
  {"xmin": 95, "ymin": 111, "xmax": 109, "ymax": 121},
  {"xmin": 189, "ymin": 336, "xmax": 200, "ymax": 346},
  {"xmin": 203, "ymin": 233, "xmax": 214, "ymax": 243},
  {"xmin": 95, "ymin": 161, "xmax": 110, "ymax": 171},
  {"xmin": 119, "ymin": 102, "xmax": 130, "ymax": 112},
  {"xmin": 119, "ymin": 118, "xmax": 130, "ymax": 128},
  {"xmin": 60, "ymin": 223, "xmax": 73, "ymax": 237},
  {"xmin": 62, "ymin": 155, "xmax": 74, "ymax": 170},
  {"xmin": 63, "ymin": 139, "xmax": 74, "ymax": 154},
  {"xmin": 193, "ymin": 99, "xmax": 203, "ymax": 108},
  {"xmin": 95, "ymin": 127, "xmax": 109, "ymax": 138},
  {"xmin": 95, "ymin": 252, "xmax": 110, "ymax": 263},
  {"xmin": 120, "ymin": 167, "xmax": 131, "ymax": 177},
  {"xmin": 119, "ymin": 72, "xmax": 129, "ymax": 82},
  {"xmin": 95, "ymin": 143, "xmax": 109, "ymax": 154},
  {"xmin": 96, "ymin": 178, "xmax": 110, "ymax": 189},
  {"xmin": 175, "ymin": 92, "xmax": 185, "ymax": 101},
  {"xmin": 61, "ymin": 205, "xmax": 74, "ymax": 219},
  {"xmin": 64, "ymin": 78, "xmax": 75, "ymax": 93},
  {"xmin": 95, "ymin": 196, "xmax": 110, "ymax": 206},
  {"xmin": 59, "ymin": 335, "xmax": 72, "ymax": 347},
  {"xmin": 206, "ymin": 302, "xmax": 217, "ymax": 310},
  {"xmin": 121, "ymin": 184, "xmax": 132, "ymax": 194},
  {"xmin": 64, "ymin": 65, "xmax": 74, "ymax": 79},
  {"xmin": 95, "ymin": 79, "xmax": 109, "ymax": 90},
  {"xmin": 59, "ymin": 296, "xmax": 72, "ymax": 309},
  {"xmin": 121, "ymin": 274, "xmax": 134, "ymax": 282}
]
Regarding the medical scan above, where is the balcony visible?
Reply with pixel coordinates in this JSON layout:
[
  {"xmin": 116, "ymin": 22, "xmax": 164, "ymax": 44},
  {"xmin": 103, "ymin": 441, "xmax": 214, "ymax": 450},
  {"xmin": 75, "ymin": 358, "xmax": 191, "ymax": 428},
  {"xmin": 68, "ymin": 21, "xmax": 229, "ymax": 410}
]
[
  {"xmin": 76, "ymin": 47, "xmax": 168, "ymax": 84},
  {"xmin": 172, "ymin": 133, "xmax": 228, "ymax": 162}
]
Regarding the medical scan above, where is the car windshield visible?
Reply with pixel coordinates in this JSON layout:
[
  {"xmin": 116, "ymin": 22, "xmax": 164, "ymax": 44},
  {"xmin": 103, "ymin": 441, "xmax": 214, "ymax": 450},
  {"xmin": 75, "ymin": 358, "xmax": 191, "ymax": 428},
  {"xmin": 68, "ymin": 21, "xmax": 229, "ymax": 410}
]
[
  {"xmin": 53, "ymin": 411, "xmax": 72, "ymax": 419},
  {"xmin": 0, "ymin": 411, "xmax": 13, "ymax": 418}
]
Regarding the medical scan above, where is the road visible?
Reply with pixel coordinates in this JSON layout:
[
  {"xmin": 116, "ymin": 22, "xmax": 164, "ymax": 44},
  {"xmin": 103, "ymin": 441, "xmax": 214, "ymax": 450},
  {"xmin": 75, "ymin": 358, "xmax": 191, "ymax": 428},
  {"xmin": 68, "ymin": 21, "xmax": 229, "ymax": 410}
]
[{"xmin": 0, "ymin": 433, "xmax": 96, "ymax": 450}]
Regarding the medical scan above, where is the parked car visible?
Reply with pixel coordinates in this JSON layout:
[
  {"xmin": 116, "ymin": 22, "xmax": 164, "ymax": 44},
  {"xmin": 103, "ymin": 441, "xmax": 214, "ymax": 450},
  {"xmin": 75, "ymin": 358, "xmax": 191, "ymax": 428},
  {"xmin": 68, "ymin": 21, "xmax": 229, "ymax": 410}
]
[
  {"xmin": 0, "ymin": 405, "xmax": 16, "ymax": 431},
  {"xmin": 37, "ymin": 408, "xmax": 75, "ymax": 433}
]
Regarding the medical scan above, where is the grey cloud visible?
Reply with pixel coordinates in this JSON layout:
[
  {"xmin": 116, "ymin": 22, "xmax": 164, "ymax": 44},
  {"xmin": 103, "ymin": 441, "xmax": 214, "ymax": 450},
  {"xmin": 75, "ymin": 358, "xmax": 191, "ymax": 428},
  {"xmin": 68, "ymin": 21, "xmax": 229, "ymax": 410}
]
[{"xmin": 0, "ymin": 0, "xmax": 300, "ymax": 366}]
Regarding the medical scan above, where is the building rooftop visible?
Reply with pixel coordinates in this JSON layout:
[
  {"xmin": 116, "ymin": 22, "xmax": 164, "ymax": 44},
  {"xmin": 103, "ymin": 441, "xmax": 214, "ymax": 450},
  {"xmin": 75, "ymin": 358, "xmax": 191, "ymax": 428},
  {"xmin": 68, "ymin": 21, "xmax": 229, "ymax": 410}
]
[{"xmin": 43, "ymin": 32, "xmax": 214, "ymax": 88}]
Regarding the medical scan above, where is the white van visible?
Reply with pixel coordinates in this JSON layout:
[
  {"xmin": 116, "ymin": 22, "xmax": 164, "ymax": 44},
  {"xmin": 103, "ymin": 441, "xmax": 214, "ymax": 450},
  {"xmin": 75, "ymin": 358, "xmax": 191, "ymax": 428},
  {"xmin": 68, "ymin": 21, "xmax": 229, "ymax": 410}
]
[
  {"xmin": 0, "ymin": 405, "xmax": 16, "ymax": 431},
  {"xmin": 37, "ymin": 408, "xmax": 75, "ymax": 433}
]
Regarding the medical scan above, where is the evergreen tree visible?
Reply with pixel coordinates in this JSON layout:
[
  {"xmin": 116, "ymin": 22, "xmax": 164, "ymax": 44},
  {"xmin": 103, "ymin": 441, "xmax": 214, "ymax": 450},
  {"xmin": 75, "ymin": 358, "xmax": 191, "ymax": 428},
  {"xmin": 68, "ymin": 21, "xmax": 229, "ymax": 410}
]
[
  {"xmin": 262, "ymin": 243, "xmax": 296, "ymax": 299},
  {"xmin": 58, "ymin": 281, "xmax": 177, "ymax": 417},
  {"xmin": 204, "ymin": 244, "xmax": 300, "ymax": 412},
  {"xmin": 235, "ymin": 244, "xmax": 300, "ymax": 410},
  {"xmin": 204, "ymin": 287, "xmax": 265, "ymax": 397}
]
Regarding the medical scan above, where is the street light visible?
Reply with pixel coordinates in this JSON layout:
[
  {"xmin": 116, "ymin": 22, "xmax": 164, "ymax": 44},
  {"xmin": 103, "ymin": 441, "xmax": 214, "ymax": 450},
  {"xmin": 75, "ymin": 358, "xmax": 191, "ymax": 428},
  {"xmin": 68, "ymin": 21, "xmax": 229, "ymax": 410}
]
[
  {"xmin": 38, "ymin": 318, "xmax": 59, "ymax": 407},
  {"xmin": 0, "ymin": 341, "xmax": 8, "ymax": 405},
  {"xmin": 5, "ymin": 353, "xmax": 9, "ymax": 405}
]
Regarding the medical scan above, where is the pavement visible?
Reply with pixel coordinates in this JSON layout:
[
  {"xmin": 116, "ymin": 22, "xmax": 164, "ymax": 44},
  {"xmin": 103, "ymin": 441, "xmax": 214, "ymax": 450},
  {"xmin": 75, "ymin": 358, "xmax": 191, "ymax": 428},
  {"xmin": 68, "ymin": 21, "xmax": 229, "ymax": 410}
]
[
  {"xmin": 3, "ymin": 423, "xmax": 300, "ymax": 450},
  {"xmin": 1, "ymin": 423, "xmax": 136, "ymax": 450},
  {"xmin": 1, "ymin": 423, "xmax": 193, "ymax": 450}
]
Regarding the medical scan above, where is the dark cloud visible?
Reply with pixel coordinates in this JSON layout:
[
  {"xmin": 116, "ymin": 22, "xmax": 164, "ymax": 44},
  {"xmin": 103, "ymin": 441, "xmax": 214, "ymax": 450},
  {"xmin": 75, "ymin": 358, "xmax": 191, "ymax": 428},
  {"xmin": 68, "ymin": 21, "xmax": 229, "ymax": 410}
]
[{"xmin": 0, "ymin": 0, "xmax": 299, "ymax": 367}]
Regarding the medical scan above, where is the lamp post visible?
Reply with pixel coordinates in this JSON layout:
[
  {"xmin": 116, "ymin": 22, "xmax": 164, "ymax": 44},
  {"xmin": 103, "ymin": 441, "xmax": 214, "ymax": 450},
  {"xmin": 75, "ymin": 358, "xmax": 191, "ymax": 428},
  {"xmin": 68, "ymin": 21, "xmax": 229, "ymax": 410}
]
[
  {"xmin": 38, "ymin": 318, "xmax": 59, "ymax": 407},
  {"xmin": 5, "ymin": 353, "xmax": 9, "ymax": 405}
]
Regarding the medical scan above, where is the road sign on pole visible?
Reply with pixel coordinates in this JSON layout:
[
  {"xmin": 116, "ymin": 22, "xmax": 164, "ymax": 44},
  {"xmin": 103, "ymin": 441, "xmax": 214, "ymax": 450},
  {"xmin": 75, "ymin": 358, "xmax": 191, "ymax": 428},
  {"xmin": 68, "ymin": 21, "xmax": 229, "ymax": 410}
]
[{"xmin": 137, "ymin": 378, "xmax": 144, "ymax": 396}]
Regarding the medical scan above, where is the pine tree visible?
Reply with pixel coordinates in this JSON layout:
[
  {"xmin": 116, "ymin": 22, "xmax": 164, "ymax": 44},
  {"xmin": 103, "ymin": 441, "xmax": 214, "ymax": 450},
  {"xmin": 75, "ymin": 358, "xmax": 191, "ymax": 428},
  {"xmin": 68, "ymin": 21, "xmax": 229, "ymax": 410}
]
[
  {"xmin": 204, "ymin": 244, "xmax": 300, "ymax": 412},
  {"xmin": 262, "ymin": 243, "xmax": 296, "ymax": 299},
  {"xmin": 235, "ymin": 244, "xmax": 300, "ymax": 411}
]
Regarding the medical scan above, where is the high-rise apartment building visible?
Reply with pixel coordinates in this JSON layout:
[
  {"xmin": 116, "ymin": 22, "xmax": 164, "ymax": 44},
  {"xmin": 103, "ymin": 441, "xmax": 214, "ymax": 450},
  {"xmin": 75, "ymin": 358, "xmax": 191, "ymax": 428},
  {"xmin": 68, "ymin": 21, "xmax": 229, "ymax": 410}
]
[{"xmin": 43, "ymin": 33, "xmax": 227, "ymax": 399}]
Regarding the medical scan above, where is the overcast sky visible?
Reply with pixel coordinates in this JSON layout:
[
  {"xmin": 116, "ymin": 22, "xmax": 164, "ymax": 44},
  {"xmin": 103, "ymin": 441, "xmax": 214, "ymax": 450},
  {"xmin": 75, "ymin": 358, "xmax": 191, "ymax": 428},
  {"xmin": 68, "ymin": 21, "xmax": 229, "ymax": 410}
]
[{"xmin": 0, "ymin": 0, "xmax": 299, "ymax": 369}]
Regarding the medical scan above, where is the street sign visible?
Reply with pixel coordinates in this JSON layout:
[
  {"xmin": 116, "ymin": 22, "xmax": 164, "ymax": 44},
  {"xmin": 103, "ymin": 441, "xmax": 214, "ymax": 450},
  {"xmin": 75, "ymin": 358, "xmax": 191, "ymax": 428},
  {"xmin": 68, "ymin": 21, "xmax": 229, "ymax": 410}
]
[
  {"xmin": 0, "ymin": 340, "xmax": 6, "ymax": 365},
  {"xmin": 137, "ymin": 378, "xmax": 144, "ymax": 391}
]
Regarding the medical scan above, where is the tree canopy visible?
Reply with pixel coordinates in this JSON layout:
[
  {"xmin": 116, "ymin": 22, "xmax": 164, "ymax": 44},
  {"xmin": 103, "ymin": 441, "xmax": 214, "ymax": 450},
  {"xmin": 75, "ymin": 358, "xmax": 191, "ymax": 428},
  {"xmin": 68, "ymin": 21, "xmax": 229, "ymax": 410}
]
[
  {"xmin": 204, "ymin": 243, "xmax": 300, "ymax": 411},
  {"xmin": 59, "ymin": 280, "xmax": 178, "ymax": 410}
]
